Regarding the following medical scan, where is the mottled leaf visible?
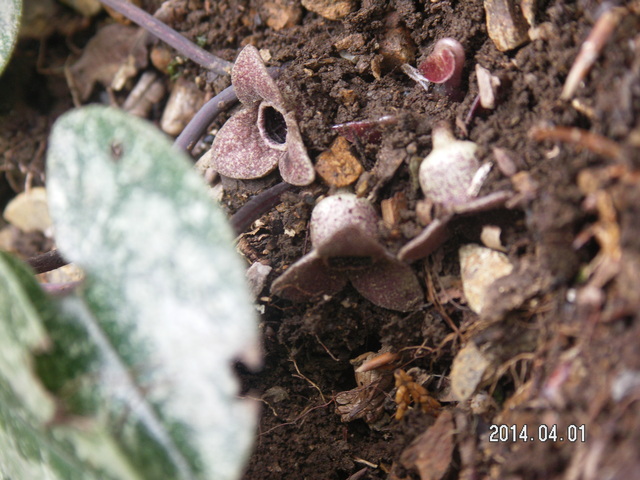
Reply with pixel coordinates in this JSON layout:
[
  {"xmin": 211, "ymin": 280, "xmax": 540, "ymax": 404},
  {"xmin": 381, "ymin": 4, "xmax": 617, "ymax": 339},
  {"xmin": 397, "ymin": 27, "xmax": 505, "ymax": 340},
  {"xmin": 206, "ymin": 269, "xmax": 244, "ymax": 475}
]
[
  {"xmin": 0, "ymin": 0, "xmax": 21, "ymax": 75},
  {"xmin": 0, "ymin": 251, "xmax": 101, "ymax": 479},
  {"xmin": 46, "ymin": 105, "xmax": 260, "ymax": 480}
]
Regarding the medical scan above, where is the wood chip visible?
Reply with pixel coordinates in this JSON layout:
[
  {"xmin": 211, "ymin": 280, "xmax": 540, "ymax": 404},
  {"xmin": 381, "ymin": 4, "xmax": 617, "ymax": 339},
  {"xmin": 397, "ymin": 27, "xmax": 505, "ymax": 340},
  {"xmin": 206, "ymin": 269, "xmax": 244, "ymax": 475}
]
[
  {"xmin": 480, "ymin": 225, "xmax": 506, "ymax": 251},
  {"xmin": 3, "ymin": 187, "xmax": 52, "ymax": 234},
  {"xmin": 315, "ymin": 136, "xmax": 363, "ymax": 187},
  {"xmin": 475, "ymin": 64, "xmax": 501, "ymax": 109},
  {"xmin": 492, "ymin": 146, "xmax": 518, "ymax": 177},
  {"xmin": 122, "ymin": 72, "xmax": 166, "ymax": 119},
  {"xmin": 261, "ymin": 0, "xmax": 302, "ymax": 30},
  {"xmin": 381, "ymin": 191, "xmax": 406, "ymax": 228},
  {"xmin": 484, "ymin": 0, "xmax": 530, "ymax": 52}
]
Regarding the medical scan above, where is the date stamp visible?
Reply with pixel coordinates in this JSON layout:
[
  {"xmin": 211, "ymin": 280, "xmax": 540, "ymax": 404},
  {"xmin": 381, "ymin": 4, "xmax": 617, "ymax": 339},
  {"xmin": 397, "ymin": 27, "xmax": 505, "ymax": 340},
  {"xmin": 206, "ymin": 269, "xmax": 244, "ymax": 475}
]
[{"xmin": 488, "ymin": 424, "xmax": 586, "ymax": 443}]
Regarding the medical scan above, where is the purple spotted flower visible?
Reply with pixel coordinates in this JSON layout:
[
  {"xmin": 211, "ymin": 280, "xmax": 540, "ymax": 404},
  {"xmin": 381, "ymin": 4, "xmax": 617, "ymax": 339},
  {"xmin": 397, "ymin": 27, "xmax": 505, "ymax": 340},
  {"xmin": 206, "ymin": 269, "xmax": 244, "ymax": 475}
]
[
  {"xmin": 271, "ymin": 193, "xmax": 423, "ymax": 312},
  {"xmin": 209, "ymin": 45, "xmax": 315, "ymax": 186}
]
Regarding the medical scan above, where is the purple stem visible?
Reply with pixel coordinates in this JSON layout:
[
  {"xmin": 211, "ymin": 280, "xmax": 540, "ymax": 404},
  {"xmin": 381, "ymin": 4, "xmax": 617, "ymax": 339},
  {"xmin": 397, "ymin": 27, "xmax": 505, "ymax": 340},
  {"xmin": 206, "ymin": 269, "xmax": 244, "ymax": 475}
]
[
  {"xmin": 98, "ymin": 0, "xmax": 232, "ymax": 75},
  {"xmin": 174, "ymin": 84, "xmax": 237, "ymax": 151}
]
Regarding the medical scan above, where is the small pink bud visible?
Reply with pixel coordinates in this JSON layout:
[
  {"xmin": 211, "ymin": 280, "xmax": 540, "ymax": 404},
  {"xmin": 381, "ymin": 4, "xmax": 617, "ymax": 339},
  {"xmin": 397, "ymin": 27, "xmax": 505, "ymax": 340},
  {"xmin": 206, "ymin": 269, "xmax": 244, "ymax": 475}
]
[{"xmin": 417, "ymin": 38, "xmax": 465, "ymax": 99}]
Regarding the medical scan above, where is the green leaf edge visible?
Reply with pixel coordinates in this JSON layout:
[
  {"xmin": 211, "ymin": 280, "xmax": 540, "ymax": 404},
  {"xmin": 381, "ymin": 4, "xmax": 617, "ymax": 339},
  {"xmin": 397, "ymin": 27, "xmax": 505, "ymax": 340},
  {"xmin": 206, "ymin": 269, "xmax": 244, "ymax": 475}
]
[{"xmin": 0, "ymin": 0, "xmax": 22, "ymax": 75}]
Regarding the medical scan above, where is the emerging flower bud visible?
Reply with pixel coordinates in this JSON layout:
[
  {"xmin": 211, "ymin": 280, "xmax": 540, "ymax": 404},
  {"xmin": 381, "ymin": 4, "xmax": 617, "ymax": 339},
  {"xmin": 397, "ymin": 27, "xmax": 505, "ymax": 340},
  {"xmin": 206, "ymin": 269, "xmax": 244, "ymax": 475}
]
[
  {"xmin": 398, "ymin": 124, "xmax": 513, "ymax": 262},
  {"xmin": 310, "ymin": 193, "xmax": 382, "ymax": 259},
  {"xmin": 416, "ymin": 38, "xmax": 465, "ymax": 99},
  {"xmin": 271, "ymin": 193, "xmax": 423, "ymax": 311},
  {"xmin": 419, "ymin": 124, "xmax": 479, "ymax": 208}
]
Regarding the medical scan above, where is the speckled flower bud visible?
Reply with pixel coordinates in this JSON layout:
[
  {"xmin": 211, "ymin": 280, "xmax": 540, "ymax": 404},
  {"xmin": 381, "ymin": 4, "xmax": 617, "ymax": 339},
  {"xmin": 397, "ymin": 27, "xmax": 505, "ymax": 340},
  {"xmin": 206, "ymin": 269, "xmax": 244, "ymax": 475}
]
[
  {"xmin": 310, "ymin": 193, "xmax": 382, "ymax": 258},
  {"xmin": 419, "ymin": 125, "xmax": 479, "ymax": 208}
]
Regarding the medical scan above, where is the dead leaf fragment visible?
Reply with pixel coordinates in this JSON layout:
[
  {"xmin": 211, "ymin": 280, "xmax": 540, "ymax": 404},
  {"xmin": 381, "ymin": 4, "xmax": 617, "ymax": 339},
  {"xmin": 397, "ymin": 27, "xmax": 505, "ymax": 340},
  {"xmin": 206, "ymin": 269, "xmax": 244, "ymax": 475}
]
[
  {"xmin": 3, "ymin": 187, "xmax": 52, "ymax": 234},
  {"xmin": 400, "ymin": 410, "xmax": 455, "ymax": 480},
  {"xmin": 68, "ymin": 23, "xmax": 148, "ymax": 102},
  {"xmin": 301, "ymin": 0, "xmax": 356, "ymax": 20},
  {"xmin": 335, "ymin": 351, "xmax": 394, "ymax": 424},
  {"xmin": 450, "ymin": 342, "xmax": 491, "ymax": 401},
  {"xmin": 484, "ymin": 0, "xmax": 530, "ymax": 52},
  {"xmin": 475, "ymin": 64, "xmax": 501, "ymax": 109},
  {"xmin": 459, "ymin": 244, "xmax": 514, "ymax": 314},
  {"xmin": 315, "ymin": 136, "xmax": 363, "ymax": 187}
]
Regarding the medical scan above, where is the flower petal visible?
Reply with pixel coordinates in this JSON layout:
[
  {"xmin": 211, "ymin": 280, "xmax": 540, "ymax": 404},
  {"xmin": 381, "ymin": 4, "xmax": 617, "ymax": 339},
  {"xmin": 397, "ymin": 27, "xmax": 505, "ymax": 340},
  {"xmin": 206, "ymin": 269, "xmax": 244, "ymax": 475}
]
[
  {"xmin": 311, "ymin": 194, "xmax": 378, "ymax": 248},
  {"xmin": 270, "ymin": 251, "xmax": 347, "ymax": 302},
  {"xmin": 279, "ymin": 112, "xmax": 315, "ymax": 185},
  {"xmin": 209, "ymin": 107, "xmax": 284, "ymax": 179},
  {"xmin": 233, "ymin": 45, "xmax": 285, "ymax": 108},
  {"xmin": 350, "ymin": 253, "xmax": 423, "ymax": 311},
  {"xmin": 315, "ymin": 224, "xmax": 386, "ymax": 259},
  {"xmin": 397, "ymin": 216, "xmax": 452, "ymax": 262}
]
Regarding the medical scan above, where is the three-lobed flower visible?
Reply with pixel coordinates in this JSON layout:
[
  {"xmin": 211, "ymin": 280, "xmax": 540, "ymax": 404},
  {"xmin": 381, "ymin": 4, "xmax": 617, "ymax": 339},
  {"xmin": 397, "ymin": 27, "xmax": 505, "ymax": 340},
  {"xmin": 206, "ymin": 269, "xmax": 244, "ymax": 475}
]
[{"xmin": 209, "ymin": 45, "xmax": 315, "ymax": 186}]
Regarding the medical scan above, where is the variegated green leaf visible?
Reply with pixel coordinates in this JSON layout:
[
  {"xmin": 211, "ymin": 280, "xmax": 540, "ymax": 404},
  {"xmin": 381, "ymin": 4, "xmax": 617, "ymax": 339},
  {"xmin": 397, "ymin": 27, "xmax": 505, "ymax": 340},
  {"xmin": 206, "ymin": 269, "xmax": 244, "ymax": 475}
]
[
  {"xmin": 0, "ymin": 0, "xmax": 21, "ymax": 74},
  {"xmin": 46, "ymin": 105, "xmax": 260, "ymax": 480},
  {"xmin": 0, "ymin": 251, "xmax": 101, "ymax": 479}
]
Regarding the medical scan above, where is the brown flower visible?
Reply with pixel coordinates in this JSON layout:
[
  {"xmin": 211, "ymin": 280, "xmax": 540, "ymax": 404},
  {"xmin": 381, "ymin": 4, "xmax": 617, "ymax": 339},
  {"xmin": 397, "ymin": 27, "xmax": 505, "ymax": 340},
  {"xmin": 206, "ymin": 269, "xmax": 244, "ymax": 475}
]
[
  {"xmin": 271, "ymin": 193, "xmax": 423, "ymax": 311},
  {"xmin": 209, "ymin": 45, "xmax": 315, "ymax": 186}
]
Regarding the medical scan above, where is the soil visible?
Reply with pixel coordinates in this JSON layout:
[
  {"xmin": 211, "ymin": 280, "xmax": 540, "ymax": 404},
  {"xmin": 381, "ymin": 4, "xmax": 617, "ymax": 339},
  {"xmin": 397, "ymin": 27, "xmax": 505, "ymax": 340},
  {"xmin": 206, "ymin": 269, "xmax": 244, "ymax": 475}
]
[{"xmin": 2, "ymin": 0, "xmax": 640, "ymax": 479}]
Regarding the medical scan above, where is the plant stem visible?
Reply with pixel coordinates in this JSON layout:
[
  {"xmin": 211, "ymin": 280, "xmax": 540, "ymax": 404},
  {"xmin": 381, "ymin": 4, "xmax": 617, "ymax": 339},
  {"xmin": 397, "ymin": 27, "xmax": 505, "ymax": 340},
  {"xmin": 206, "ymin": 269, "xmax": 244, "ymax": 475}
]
[
  {"xmin": 229, "ymin": 182, "xmax": 293, "ymax": 233},
  {"xmin": 174, "ymin": 84, "xmax": 237, "ymax": 151},
  {"xmin": 174, "ymin": 67, "xmax": 280, "ymax": 152},
  {"xmin": 98, "ymin": 0, "xmax": 233, "ymax": 75}
]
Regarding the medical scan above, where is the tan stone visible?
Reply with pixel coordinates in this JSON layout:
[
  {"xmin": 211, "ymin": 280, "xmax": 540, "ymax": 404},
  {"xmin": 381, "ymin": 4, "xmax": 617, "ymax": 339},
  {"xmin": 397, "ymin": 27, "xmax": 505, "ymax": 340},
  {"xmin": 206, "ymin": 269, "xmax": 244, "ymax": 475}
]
[
  {"xmin": 315, "ymin": 137, "xmax": 363, "ymax": 187},
  {"xmin": 301, "ymin": 0, "xmax": 356, "ymax": 21}
]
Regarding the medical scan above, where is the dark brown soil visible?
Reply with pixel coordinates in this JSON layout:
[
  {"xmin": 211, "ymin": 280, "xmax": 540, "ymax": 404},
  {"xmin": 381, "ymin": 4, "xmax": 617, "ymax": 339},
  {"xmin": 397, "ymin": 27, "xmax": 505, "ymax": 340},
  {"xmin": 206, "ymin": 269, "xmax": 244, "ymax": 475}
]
[{"xmin": 3, "ymin": 1, "xmax": 640, "ymax": 479}]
